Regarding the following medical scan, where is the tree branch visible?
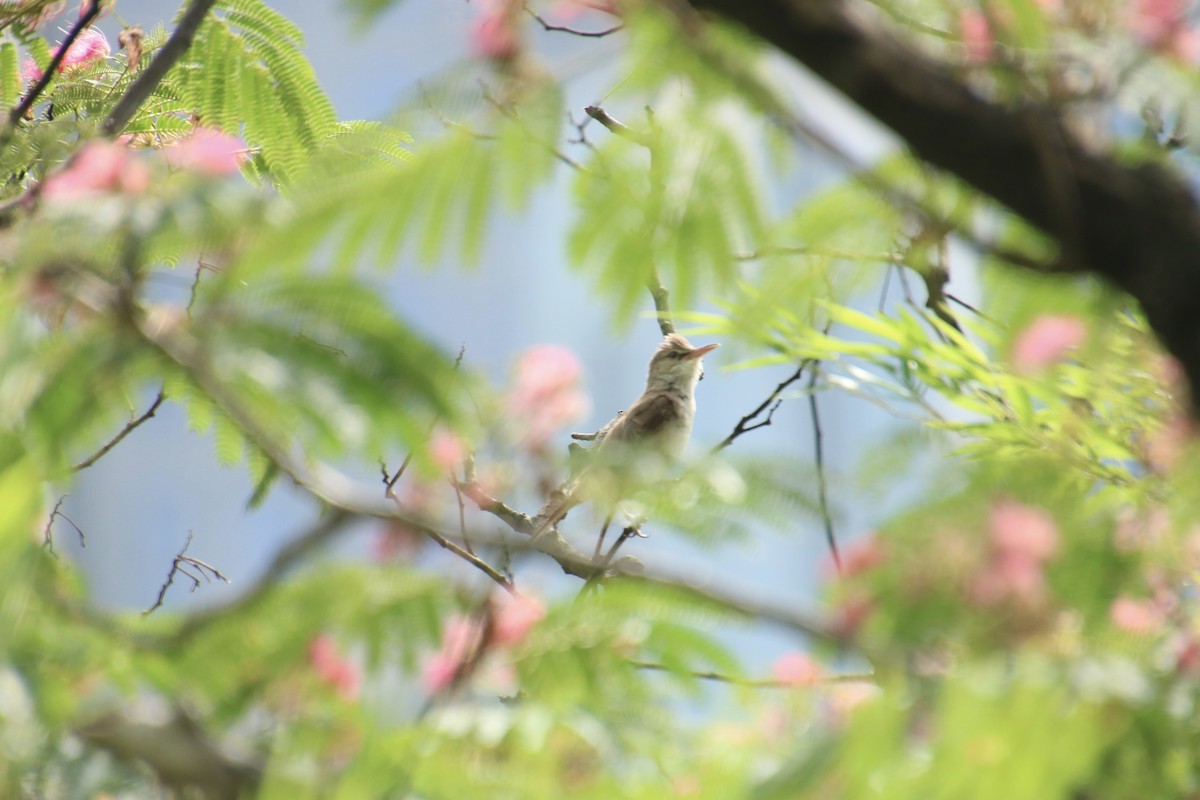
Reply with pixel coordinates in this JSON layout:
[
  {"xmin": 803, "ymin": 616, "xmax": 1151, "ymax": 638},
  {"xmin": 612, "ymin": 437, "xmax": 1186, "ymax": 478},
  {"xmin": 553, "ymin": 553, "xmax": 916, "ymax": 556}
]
[
  {"xmin": 585, "ymin": 104, "xmax": 675, "ymax": 335},
  {"xmin": 73, "ymin": 388, "xmax": 166, "ymax": 471},
  {"xmin": 6, "ymin": 2, "xmax": 103, "ymax": 128},
  {"xmin": 101, "ymin": 0, "xmax": 219, "ymax": 137},
  {"xmin": 682, "ymin": 0, "xmax": 1200, "ymax": 412}
]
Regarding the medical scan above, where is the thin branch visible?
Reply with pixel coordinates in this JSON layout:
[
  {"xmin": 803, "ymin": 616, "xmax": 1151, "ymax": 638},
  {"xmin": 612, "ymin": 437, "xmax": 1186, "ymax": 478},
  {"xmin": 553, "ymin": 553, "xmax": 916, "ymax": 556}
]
[
  {"xmin": 479, "ymin": 82, "xmax": 589, "ymax": 173},
  {"xmin": 808, "ymin": 366, "xmax": 840, "ymax": 573},
  {"xmin": 6, "ymin": 2, "xmax": 103, "ymax": 128},
  {"xmin": 584, "ymin": 104, "xmax": 674, "ymax": 335},
  {"xmin": 524, "ymin": 3, "xmax": 623, "ymax": 38},
  {"xmin": 43, "ymin": 495, "xmax": 86, "ymax": 555},
  {"xmin": 584, "ymin": 104, "xmax": 648, "ymax": 145},
  {"xmin": 101, "ymin": 0, "xmax": 220, "ymax": 137},
  {"xmin": 169, "ymin": 509, "xmax": 353, "ymax": 643},
  {"xmin": 631, "ymin": 660, "xmax": 875, "ymax": 687},
  {"xmin": 143, "ymin": 532, "xmax": 229, "ymax": 616},
  {"xmin": 73, "ymin": 388, "xmax": 166, "ymax": 471},
  {"xmin": 713, "ymin": 360, "xmax": 814, "ymax": 451}
]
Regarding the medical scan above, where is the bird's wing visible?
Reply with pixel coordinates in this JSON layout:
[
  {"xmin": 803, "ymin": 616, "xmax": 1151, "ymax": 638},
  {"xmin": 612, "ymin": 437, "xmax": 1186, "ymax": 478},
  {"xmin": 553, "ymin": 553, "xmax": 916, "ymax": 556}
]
[{"xmin": 604, "ymin": 392, "xmax": 682, "ymax": 445}]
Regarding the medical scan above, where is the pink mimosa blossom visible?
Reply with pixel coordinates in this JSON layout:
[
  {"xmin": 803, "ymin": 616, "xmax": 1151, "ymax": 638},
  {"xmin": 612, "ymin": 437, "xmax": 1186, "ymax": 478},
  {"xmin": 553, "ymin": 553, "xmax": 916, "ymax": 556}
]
[
  {"xmin": 1146, "ymin": 412, "xmax": 1195, "ymax": 473},
  {"xmin": 773, "ymin": 652, "xmax": 823, "ymax": 686},
  {"xmin": 429, "ymin": 428, "xmax": 467, "ymax": 472},
  {"xmin": 970, "ymin": 500, "xmax": 1060, "ymax": 607},
  {"xmin": 507, "ymin": 344, "xmax": 589, "ymax": 450},
  {"xmin": 837, "ymin": 533, "xmax": 887, "ymax": 578},
  {"xmin": 308, "ymin": 634, "xmax": 361, "ymax": 700},
  {"xmin": 989, "ymin": 500, "xmax": 1059, "ymax": 562},
  {"xmin": 422, "ymin": 615, "xmax": 485, "ymax": 693},
  {"xmin": 1131, "ymin": 0, "xmax": 1200, "ymax": 61},
  {"xmin": 42, "ymin": 140, "xmax": 150, "ymax": 201},
  {"xmin": 1011, "ymin": 314, "xmax": 1087, "ymax": 374},
  {"xmin": 470, "ymin": 0, "xmax": 522, "ymax": 60},
  {"xmin": 959, "ymin": 9, "xmax": 994, "ymax": 62},
  {"xmin": 1110, "ymin": 595, "xmax": 1166, "ymax": 634},
  {"xmin": 163, "ymin": 127, "xmax": 245, "ymax": 175},
  {"xmin": 491, "ymin": 591, "xmax": 545, "ymax": 646}
]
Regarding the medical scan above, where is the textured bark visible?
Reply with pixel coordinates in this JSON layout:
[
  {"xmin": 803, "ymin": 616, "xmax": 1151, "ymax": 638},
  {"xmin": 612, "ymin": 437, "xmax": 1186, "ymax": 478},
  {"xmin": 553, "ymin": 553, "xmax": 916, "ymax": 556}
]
[{"xmin": 686, "ymin": 0, "xmax": 1200, "ymax": 409}]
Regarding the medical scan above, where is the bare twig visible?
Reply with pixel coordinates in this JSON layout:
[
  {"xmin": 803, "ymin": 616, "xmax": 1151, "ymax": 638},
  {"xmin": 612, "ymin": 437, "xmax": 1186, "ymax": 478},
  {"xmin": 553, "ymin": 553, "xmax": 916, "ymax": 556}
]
[
  {"xmin": 808, "ymin": 366, "xmax": 840, "ymax": 573},
  {"xmin": 101, "ymin": 0, "xmax": 220, "ymax": 137},
  {"xmin": 631, "ymin": 660, "xmax": 875, "ymax": 687},
  {"xmin": 143, "ymin": 532, "xmax": 229, "ymax": 616},
  {"xmin": 73, "ymin": 389, "xmax": 166, "ymax": 471},
  {"xmin": 584, "ymin": 105, "xmax": 648, "ymax": 145},
  {"xmin": 524, "ymin": 3, "xmax": 623, "ymax": 38},
  {"xmin": 6, "ymin": 2, "xmax": 103, "ymax": 128},
  {"xmin": 584, "ymin": 104, "xmax": 675, "ymax": 335},
  {"xmin": 43, "ymin": 496, "xmax": 86, "ymax": 555},
  {"xmin": 713, "ymin": 360, "xmax": 815, "ymax": 451}
]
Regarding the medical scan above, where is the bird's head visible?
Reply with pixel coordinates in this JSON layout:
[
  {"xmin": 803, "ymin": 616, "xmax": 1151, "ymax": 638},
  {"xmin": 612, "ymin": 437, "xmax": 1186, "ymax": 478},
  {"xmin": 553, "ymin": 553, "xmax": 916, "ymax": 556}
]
[{"xmin": 646, "ymin": 333, "xmax": 720, "ymax": 390}]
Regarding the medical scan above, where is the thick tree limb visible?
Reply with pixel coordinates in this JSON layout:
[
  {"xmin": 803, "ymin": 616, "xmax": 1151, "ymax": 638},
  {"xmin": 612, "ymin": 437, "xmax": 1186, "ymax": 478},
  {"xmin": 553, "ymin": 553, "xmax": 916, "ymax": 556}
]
[{"xmin": 682, "ymin": 0, "xmax": 1200, "ymax": 411}]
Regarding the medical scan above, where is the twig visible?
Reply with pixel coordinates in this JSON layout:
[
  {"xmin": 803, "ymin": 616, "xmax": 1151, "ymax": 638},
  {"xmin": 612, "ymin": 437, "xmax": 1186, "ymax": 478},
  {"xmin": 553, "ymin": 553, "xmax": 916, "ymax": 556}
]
[
  {"xmin": 143, "ymin": 532, "xmax": 229, "ymax": 616},
  {"xmin": 6, "ymin": 1, "xmax": 103, "ymax": 128},
  {"xmin": 453, "ymin": 473, "xmax": 474, "ymax": 556},
  {"xmin": 43, "ymin": 496, "xmax": 86, "ymax": 555},
  {"xmin": 631, "ymin": 660, "xmax": 875, "ymax": 687},
  {"xmin": 168, "ymin": 509, "xmax": 353, "ymax": 643},
  {"xmin": 73, "ymin": 388, "xmax": 166, "ymax": 471},
  {"xmin": 583, "ymin": 104, "xmax": 674, "ymax": 335},
  {"xmin": 101, "ymin": 0, "xmax": 220, "ymax": 137},
  {"xmin": 524, "ymin": 3, "xmax": 623, "ymax": 38},
  {"xmin": 584, "ymin": 105, "xmax": 648, "ymax": 145},
  {"xmin": 808, "ymin": 366, "xmax": 840, "ymax": 573},
  {"xmin": 713, "ymin": 360, "xmax": 814, "ymax": 451},
  {"xmin": 479, "ymin": 82, "xmax": 588, "ymax": 173}
]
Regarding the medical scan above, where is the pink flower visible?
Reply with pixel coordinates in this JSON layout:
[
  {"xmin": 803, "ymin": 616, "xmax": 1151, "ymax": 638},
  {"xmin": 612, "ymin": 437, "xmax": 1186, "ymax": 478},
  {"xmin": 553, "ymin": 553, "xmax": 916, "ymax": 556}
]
[
  {"xmin": 42, "ymin": 140, "xmax": 150, "ymax": 201},
  {"xmin": 1146, "ymin": 412, "xmax": 1195, "ymax": 473},
  {"xmin": 163, "ymin": 127, "xmax": 246, "ymax": 175},
  {"xmin": 491, "ymin": 592, "xmax": 545, "ymax": 646},
  {"xmin": 507, "ymin": 344, "xmax": 589, "ymax": 450},
  {"xmin": 1011, "ymin": 314, "xmax": 1087, "ymax": 374},
  {"xmin": 773, "ymin": 652, "xmax": 823, "ymax": 686},
  {"xmin": 970, "ymin": 500, "xmax": 1059, "ymax": 607},
  {"xmin": 429, "ymin": 428, "xmax": 467, "ymax": 472},
  {"xmin": 959, "ymin": 9, "xmax": 994, "ymax": 63},
  {"xmin": 60, "ymin": 27, "xmax": 109, "ymax": 70},
  {"xmin": 369, "ymin": 519, "xmax": 424, "ymax": 563},
  {"xmin": 470, "ymin": 0, "xmax": 522, "ymax": 61},
  {"xmin": 308, "ymin": 634, "xmax": 361, "ymax": 700},
  {"xmin": 989, "ymin": 500, "xmax": 1059, "ymax": 562},
  {"xmin": 830, "ymin": 594, "xmax": 873, "ymax": 639},
  {"xmin": 1131, "ymin": 0, "xmax": 1200, "ymax": 61},
  {"xmin": 422, "ymin": 615, "xmax": 485, "ymax": 693},
  {"xmin": 837, "ymin": 533, "xmax": 887, "ymax": 578},
  {"xmin": 1110, "ymin": 596, "xmax": 1166, "ymax": 635}
]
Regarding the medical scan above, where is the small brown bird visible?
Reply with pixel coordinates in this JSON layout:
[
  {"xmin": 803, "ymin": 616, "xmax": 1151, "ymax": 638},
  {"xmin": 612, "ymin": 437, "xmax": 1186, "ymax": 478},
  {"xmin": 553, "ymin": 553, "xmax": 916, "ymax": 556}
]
[{"xmin": 532, "ymin": 333, "xmax": 719, "ymax": 555}]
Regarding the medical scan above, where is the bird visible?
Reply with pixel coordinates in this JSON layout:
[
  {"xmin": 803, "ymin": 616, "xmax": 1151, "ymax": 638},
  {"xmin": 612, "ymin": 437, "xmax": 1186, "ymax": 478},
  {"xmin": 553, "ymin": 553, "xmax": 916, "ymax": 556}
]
[{"xmin": 531, "ymin": 333, "xmax": 719, "ymax": 558}]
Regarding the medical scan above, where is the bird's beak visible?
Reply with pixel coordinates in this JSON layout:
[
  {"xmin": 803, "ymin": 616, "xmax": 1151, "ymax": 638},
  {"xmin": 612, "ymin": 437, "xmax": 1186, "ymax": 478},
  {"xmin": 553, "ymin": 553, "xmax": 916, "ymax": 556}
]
[{"xmin": 683, "ymin": 342, "xmax": 720, "ymax": 360}]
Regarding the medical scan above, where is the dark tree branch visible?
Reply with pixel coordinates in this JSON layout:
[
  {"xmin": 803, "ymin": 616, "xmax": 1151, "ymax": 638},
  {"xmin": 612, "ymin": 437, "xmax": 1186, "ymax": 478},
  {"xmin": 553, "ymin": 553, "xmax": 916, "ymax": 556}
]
[
  {"xmin": 73, "ymin": 388, "xmax": 166, "ymax": 471},
  {"xmin": 143, "ymin": 532, "xmax": 229, "ymax": 616},
  {"xmin": 6, "ymin": 1, "xmax": 103, "ymax": 128},
  {"xmin": 681, "ymin": 0, "xmax": 1200, "ymax": 412},
  {"xmin": 808, "ymin": 366, "xmax": 840, "ymax": 573},
  {"xmin": 713, "ymin": 360, "xmax": 815, "ymax": 451},
  {"xmin": 101, "ymin": 0, "xmax": 219, "ymax": 137},
  {"xmin": 524, "ymin": 3, "xmax": 623, "ymax": 38},
  {"xmin": 42, "ymin": 495, "xmax": 86, "ymax": 555},
  {"xmin": 585, "ymin": 104, "xmax": 675, "ymax": 335},
  {"xmin": 631, "ymin": 660, "xmax": 874, "ymax": 686}
]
